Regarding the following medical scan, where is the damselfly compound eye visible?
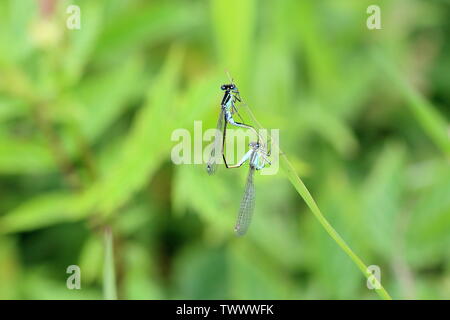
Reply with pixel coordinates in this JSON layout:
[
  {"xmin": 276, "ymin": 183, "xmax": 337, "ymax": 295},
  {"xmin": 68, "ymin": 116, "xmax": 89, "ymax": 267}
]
[{"xmin": 221, "ymin": 85, "xmax": 226, "ymax": 90}]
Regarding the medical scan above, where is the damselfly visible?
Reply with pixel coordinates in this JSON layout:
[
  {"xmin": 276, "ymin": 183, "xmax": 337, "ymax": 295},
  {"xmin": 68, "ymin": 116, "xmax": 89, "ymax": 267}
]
[
  {"xmin": 229, "ymin": 141, "xmax": 271, "ymax": 236},
  {"xmin": 206, "ymin": 82, "xmax": 260, "ymax": 175}
]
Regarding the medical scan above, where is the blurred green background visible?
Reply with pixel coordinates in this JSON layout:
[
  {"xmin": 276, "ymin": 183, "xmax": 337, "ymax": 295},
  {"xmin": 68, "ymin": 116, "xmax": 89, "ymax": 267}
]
[{"xmin": 0, "ymin": 0, "xmax": 449, "ymax": 300}]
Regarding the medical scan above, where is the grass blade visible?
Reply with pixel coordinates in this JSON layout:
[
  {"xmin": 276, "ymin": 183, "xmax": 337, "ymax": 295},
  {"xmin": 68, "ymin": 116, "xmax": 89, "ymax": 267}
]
[
  {"xmin": 244, "ymin": 105, "xmax": 393, "ymax": 300},
  {"xmin": 372, "ymin": 48, "xmax": 450, "ymax": 158},
  {"xmin": 103, "ymin": 227, "xmax": 117, "ymax": 300}
]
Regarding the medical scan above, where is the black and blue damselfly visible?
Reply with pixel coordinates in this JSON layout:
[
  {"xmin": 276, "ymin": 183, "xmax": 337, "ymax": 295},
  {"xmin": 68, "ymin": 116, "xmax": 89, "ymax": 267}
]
[{"xmin": 206, "ymin": 80, "xmax": 260, "ymax": 174}]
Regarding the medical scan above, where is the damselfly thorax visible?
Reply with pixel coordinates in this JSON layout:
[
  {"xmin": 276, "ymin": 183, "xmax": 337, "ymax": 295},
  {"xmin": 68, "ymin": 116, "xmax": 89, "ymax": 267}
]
[
  {"xmin": 220, "ymin": 83, "xmax": 240, "ymax": 110},
  {"xmin": 220, "ymin": 84, "xmax": 247, "ymax": 128},
  {"xmin": 229, "ymin": 141, "xmax": 270, "ymax": 170}
]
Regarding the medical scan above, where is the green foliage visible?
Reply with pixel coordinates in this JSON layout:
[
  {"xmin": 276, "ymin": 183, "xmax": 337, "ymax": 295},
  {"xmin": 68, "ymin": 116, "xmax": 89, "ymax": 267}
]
[
  {"xmin": 103, "ymin": 227, "xmax": 117, "ymax": 300},
  {"xmin": 0, "ymin": 0, "xmax": 448, "ymax": 299}
]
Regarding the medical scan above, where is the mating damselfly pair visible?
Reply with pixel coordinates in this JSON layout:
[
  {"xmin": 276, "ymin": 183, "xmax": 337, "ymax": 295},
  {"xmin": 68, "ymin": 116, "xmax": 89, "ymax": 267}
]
[{"xmin": 206, "ymin": 76, "xmax": 271, "ymax": 236}]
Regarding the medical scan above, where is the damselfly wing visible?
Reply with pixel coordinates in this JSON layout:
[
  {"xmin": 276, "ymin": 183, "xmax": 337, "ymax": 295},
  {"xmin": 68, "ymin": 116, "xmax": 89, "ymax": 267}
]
[{"xmin": 206, "ymin": 108, "xmax": 225, "ymax": 175}]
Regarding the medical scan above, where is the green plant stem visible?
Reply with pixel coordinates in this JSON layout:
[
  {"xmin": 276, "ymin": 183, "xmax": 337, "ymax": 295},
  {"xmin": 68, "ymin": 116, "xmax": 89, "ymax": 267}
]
[
  {"xmin": 280, "ymin": 154, "xmax": 392, "ymax": 300},
  {"xmin": 103, "ymin": 227, "xmax": 117, "ymax": 300},
  {"xmin": 244, "ymin": 105, "xmax": 393, "ymax": 300}
]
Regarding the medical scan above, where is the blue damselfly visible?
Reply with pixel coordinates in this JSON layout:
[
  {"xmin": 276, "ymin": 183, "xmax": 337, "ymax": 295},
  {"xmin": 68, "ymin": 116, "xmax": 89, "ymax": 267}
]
[
  {"xmin": 230, "ymin": 141, "xmax": 271, "ymax": 236},
  {"xmin": 206, "ymin": 81, "xmax": 260, "ymax": 174}
]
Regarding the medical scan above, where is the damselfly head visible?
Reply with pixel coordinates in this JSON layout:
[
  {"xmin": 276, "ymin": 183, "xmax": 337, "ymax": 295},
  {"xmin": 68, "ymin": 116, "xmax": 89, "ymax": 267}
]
[
  {"xmin": 221, "ymin": 84, "xmax": 236, "ymax": 91},
  {"xmin": 249, "ymin": 141, "xmax": 259, "ymax": 149}
]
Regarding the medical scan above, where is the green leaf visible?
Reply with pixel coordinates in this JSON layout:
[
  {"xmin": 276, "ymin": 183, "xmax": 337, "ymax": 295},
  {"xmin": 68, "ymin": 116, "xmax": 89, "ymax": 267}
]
[
  {"xmin": 0, "ymin": 97, "xmax": 28, "ymax": 122},
  {"xmin": 228, "ymin": 242, "xmax": 293, "ymax": 299},
  {"xmin": 0, "ymin": 237, "xmax": 20, "ymax": 299},
  {"xmin": 63, "ymin": 0, "xmax": 104, "ymax": 84},
  {"xmin": 372, "ymin": 49, "xmax": 450, "ymax": 158},
  {"xmin": 103, "ymin": 227, "xmax": 117, "ymax": 300},
  {"xmin": 0, "ymin": 192, "xmax": 81, "ymax": 233},
  {"xmin": 22, "ymin": 269, "xmax": 101, "ymax": 299},
  {"xmin": 122, "ymin": 242, "xmax": 163, "ymax": 299},
  {"xmin": 406, "ymin": 163, "xmax": 450, "ymax": 266},
  {"xmin": 94, "ymin": 2, "xmax": 200, "ymax": 61},
  {"xmin": 0, "ymin": 137, "xmax": 55, "ymax": 174},
  {"xmin": 69, "ymin": 56, "xmax": 147, "ymax": 143},
  {"xmin": 79, "ymin": 234, "xmax": 103, "ymax": 284},
  {"xmin": 300, "ymin": 102, "xmax": 359, "ymax": 156},
  {"xmin": 361, "ymin": 142, "xmax": 406, "ymax": 257},
  {"xmin": 172, "ymin": 245, "xmax": 228, "ymax": 299},
  {"xmin": 210, "ymin": 0, "xmax": 256, "ymax": 77},
  {"xmin": 86, "ymin": 46, "xmax": 183, "ymax": 216},
  {"xmin": 3, "ymin": 0, "xmax": 37, "ymax": 62}
]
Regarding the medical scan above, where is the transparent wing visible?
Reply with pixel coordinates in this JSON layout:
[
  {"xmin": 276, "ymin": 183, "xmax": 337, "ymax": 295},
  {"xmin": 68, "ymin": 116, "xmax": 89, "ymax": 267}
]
[
  {"xmin": 206, "ymin": 108, "xmax": 225, "ymax": 175},
  {"xmin": 234, "ymin": 166, "xmax": 255, "ymax": 236}
]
